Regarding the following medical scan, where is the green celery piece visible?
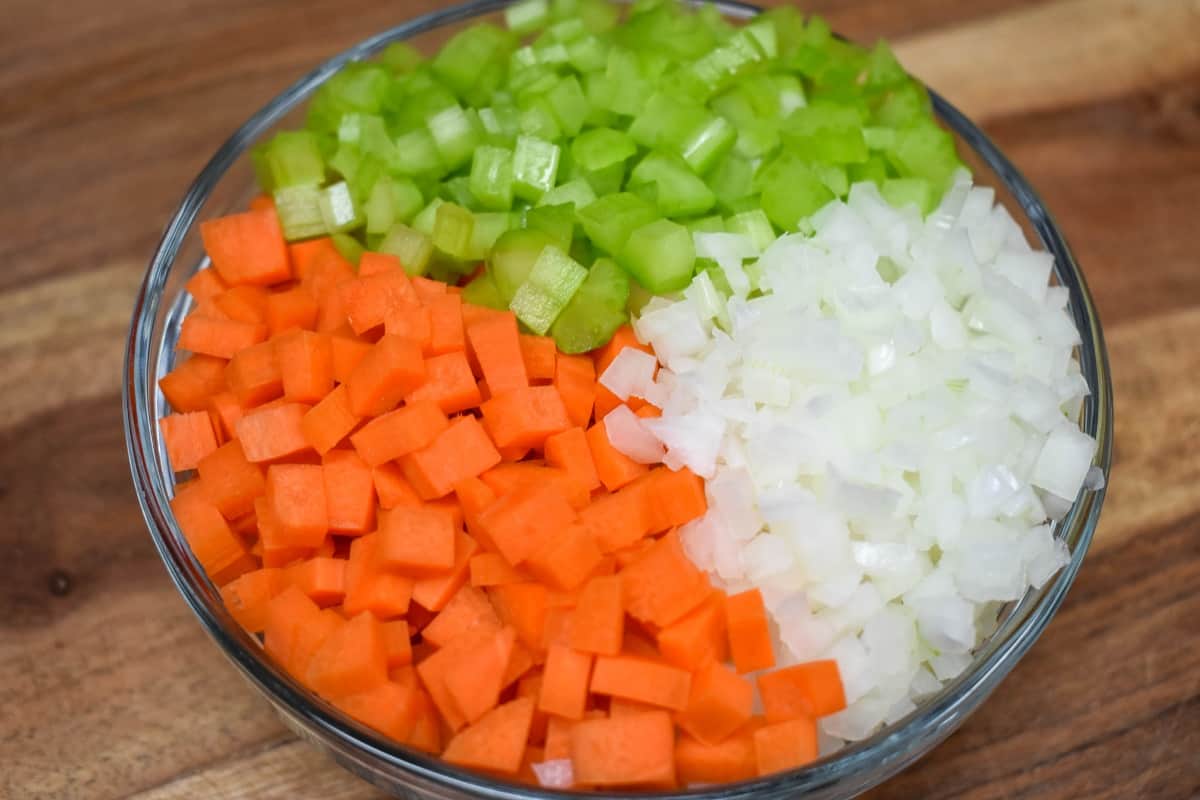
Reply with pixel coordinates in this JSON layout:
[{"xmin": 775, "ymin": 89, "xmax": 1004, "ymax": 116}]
[
  {"xmin": 881, "ymin": 177, "xmax": 935, "ymax": 215},
  {"xmin": 365, "ymin": 176, "xmax": 424, "ymax": 235},
  {"xmin": 537, "ymin": 178, "xmax": 597, "ymax": 210},
  {"xmin": 510, "ymin": 63, "xmax": 559, "ymax": 97},
  {"xmin": 439, "ymin": 176, "xmax": 478, "ymax": 208},
  {"xmin": 814, "ymin": 163, "xmax": 849, "ymax": 197},
  {"xmin": 251, "ymin": 143, "xmax": 275, "ymax": 193},
  {"xmin": 469, "ymin": 146, "xmax": 515, "ymax": 211},
  {"xmin": 684, "ymin": 29, "xmax": 767, "ymax": 100},
  {"xmin": 626, "ymin": 281, "xmax": 654, "ymax": 314},
  {"xmin": 544, "ymin": 17, "xmax": 588, "ymax": 43},
  {"xmin": 523, "ymin": 204, "xmax": 575, "ymax": 252},
  {"xmin": 505, "ymin": 0, "xmax": 550, "ymax": 34},
  {"xmin": 781, "ymin": 103, "xmax": 869, "ymax": 164},
  {"xmin": 628, "ymin": 152, "xmax": 716, "ymax": 217},
  {"xmin": 478, "ymin": 103, "xmax": 520, "ymax": 147},
  {"xmin": 431, "ymin": 24, "xmax": 515, "ymax": 103},
  {"xmin": 707, "ymin": 151, "xmax": 757, "ymax": 211},
  {"xmin": 426, "ymin": 105, "xmax": 483, "ymax": 172},
  {"xmin": 518, "ymin": 99, "xmax": 563, "ymax": 141},
  {"xmin": 331, "ymin": 233, "xmax": 364, "ymax": 266},
  {"xmin": 566, "ymin": 35, "xmax": 609, "ymax": 72},
  {"xmin": 617, "ymin": 3, "xmax": 716, "ymax": 61},
  {"xmin": 432, "ymin": 203, "xmax": 475, "ymax": 260},
  {"xmin": 774, "ymin": 74, "xmax": 808, "ymax": 115},
  {"xmin": 307, "ymin": 63, "xmax": 390, "ymax": 133},
  {"xmin": 328, "ymin": 143, "xmax": 360, "ymax": 182},
  {"xmin": 544, "ymin": 76, "xmax": 590, "ymax": 138},
  {"xmin": 886, "ymin": 120, "xmax": 962, "ymax": 192},
  {"xmin": 569, "ymin": 235, "xmax": 596, "ymax": 267},
  {"xmin": 550, "ymin": 257, "xmax": 631, "ymax": 353},
  {"xmin": 509, "ymin": 245, "xmax": 589, "ymax": 334},
  {"xmin": 686, "ymin": 215, "xmax": 726, "ymax": 235},
  {"xmin": 513, "ymin": 135, "xmax": 561, "ymax": 202},
  {"xmin": 379, "ymin": 42, "xmax": 423, "ymax": 75},
  {"xmin": 337, "ymin": 113, "xmax": 397, "ymax": 166},
  {"xmin": 759, "ymin": 155, "xmax": 835, "ymax": 230},
  {"xmin": 468, "ymin": 212, "xmax": 517, "ymax": 260},
  {"xmin": 379, "ymin": 223, "xmax": 434, "ymax": 276},
  {"xmin": 428, "ymin": 256, "xmax": 474, "ymax": 284},
  {"xmin": 581, "ymin": 161, "xmax": 626, "ymax": 197},
  {"xmin": 489, "ymin": 228, "xmax": 559, "ymax": 302},
  {"xmin": 565, "ymin": 0, "xmax": 619, "ymax": 32},
  {"xmin": 873, "ymin": 81, "xmax": 931, "ymax": 127},
  {"xmin": 319, "ymin": 181, "xmax": 363, "ymax": 234},
  {"xmin": 680, "ymin": 116, "xmax": 737, "ymax": 175},
  {"xmin": 866, "ymin": 41, "xmax": 908, "ymax": 89},
  {"xmin": 273, "ymin": 184, "xmax": 327, "ymax": 241},
  {"xmin": 511, "ymin": 46, "xmax": 540, "ymax": 73},
  {"xmin": 411, "ymin": 198, "xmax": 445, "ymax": 237},
  {"xmin": 577, "ymin": 192, "xmax": 660, "ymax": 256},
  {"xmin": 571, "ymin": 128, "xmax": 636, "ymax": 172},
  {"xmin": 265, "ymin": 131, "xmax": 325, "ymax": 189},
  {"xmin": 603, "ymin": 47, "xmax": 654, "ymax": 117},
  {"xmin": 391, "ymin": 128, "xmax": 446, "ymax": 177},
  {"xmin": 696, "ymin": 3, "xmax": 734, "ymax": 40},
  {"xmin": 725, "ymin": 208, "xmax": 776, "ymax": 252},
  {"xmin": 761, "ymin": 6, "xmax": 805, "ymax": 55},
  {"xmin": 849, "ymin": 155, "xmax": 892, "ymax": 185},
  {"xmin": 696, "ymin": 258, "xmax": 734, "ymax": 298},
  {"xmin": 389, "ymin": 83, "xmax": 459, "ymax": 132},
  {"xmin": 744, "ymin": 19, "xmax": 778, "ymax": 59},
  {"xmin": 463, "ymin": 271, "xmax": 508, "ymax": 309},
  {"xmin": 349, "ymin": 154, "xmax": 386, "ymax": 204},
  {"xmin": 710, "ymin": 88, "xmax": 780, "ymax": 159},
  {"xmin": 620, "ymin": 218, "xmax": 695, "ymax": 293},
  {"xmin": 628, "ymin": 92, "xmax": 710, "ymax": 151},
  {"xmin": 863, "ymin": 126, "xmax": 898, "ymax": 151}
]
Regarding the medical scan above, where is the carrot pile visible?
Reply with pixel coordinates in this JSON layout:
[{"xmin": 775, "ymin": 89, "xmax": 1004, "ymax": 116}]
[{"xmin": 158, "ymin": 202, "xmax": 846, "ymax": 790}]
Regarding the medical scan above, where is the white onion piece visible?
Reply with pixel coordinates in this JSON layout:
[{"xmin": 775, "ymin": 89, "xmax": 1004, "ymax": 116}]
[
  {"xmin": 602, "ymin": 406, "xmax": 664, "ymax": 464},
  {"xmin": 531, "ymin": 760, "xmax": 574, "ymax": 790},
  {"xmin": 598, "ymin": 346, "xmax": 657, "ymax": 401}
]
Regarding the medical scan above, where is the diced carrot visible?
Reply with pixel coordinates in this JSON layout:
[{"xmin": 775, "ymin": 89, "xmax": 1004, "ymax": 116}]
[
  {"xmin": 481, "ymin": 385, "xmax": 572, "ymax": 451},
  {"xmin": 454, "ymin": 477, "xmax": 499, "ymax": 551},
  {"xmin": 161, "ymin": 411, "xmax": 219, "ymax": 472},
  {"xmin": 372, "ymin": 462, "xmax": 422, "ymax": 510},
  {"xmin": 286, "ymin": 556, "xmax": 347, "ymax": 606},
  {"xmin": 196, "ymin": 440, "xmax": 265, "ymax": 519},
  {"xmin": 225, "ymin": 340, "xmax": 281, "ymax": 407},
  {"xmin": 266, "ymin": 287, "xmax": 319, "ymax": 336},
  {"xmin": 554, "ymin": 354, "xmax": 596, "ymax": 429},
  {"xmin": 622, "ymin": 626, "xmax": 662, "ymax": 660},
  {"xmin": 307, "ymin": 611, "xmax": 389, "ymax": 699},
  {"xmin": 357, "ymin": 251, "xmax": 399, "ymax": 276},
  {"xmin": 594, "ymin": 384, "xmax": 637, "ymax": 421},
  {"xmin": 257, "ymin": 497, "xmax": 315, "ymax": 568},
  {"xmin": 543, "ymin": 715, "xmax": 574, "ymax": 762},
  {"xmin": 207, "ymin": 391, "xmax": 245, "ymax": 441},
  {"xmin": 265, "ymin": 464, "xmax": 328, "ymax": 548},
  {"xmin": 220, "ymin": 567, "xmax": 287, "ymax": 633},
  {"xmin": 519, "ymin": 335, "xmax": 557, "ymax": 382},
  {"xmin": 330, "ymin": 334, "xmax": 372, "ymax": 385},
  {"xmin": 586, "ymin": 419, "xmax": 649, "ymax": 492},
  {"xmin": 568, "ymin": 575, "xmax": 624, "ymax": 656},
  {"xmin": 411, "ymin": 275, "xmax": 448, "ymax": 302},
  {"xmin": 427, "ymin": 293, "xmax": 465, "ymax": 355},
  {"xmin": 384, "ymin": 304, "xmax": 433, "ymax": 353},
  {"xmin": 411, "ymin": 529, "xmax": 479, "ymax": 612},
  {"xmin": 263, "ymin": 585, "xmax": 326, "ymax": 674},
  {"xmin": 288, "ymin": 237, "xmax": 343, "ymax": 279},
  {"xmin": 753, "ymin": 717, "xmax": 818, "ymax": 776},
  {"xmin": 620, "ymin": 530, "xmax": 709, "ymax": 628},
  {"xmin": 416, "ymin": 625, "xmax": 494, "ymax": 730},
  {"xmin": 185, "ymin": 268, "xmax": 228, "ymax": 303},
  {"xmin": 350, "ymin": 400, "xmax": 449, "ymax": 467},
  {"xmin": 477, "ymin": 482, "xmax": 577, "ymax": 566},
  {"xmin": 469, "ymin": 553, "xmax": 530, "ymax": 587},
  {"xmin": 538, "ymin": 645, "xmax": 593, "ymax": 720},
  {"xmin": 274, "ymin": 330, "xmax": 333, "ymax": 404},
  {"xmin": 322, "ymin": 449, "xmax": 375, "ymax": 534},
  {"xmin": 160, "ymin": 354, "xmax": 228, "ymax": 412},
  {"xmin": 339, "ymin": 266, "xmax": 420, "ymax": 335},
  {"xmin": 461, "ymin": 302, "xmax": 508, "ymax": 330},
  {"xmin": 577, "ymin": 488, "xmax": 651, "ymax": 553},
  {"xmin": 466, "ymin": 311, "xmax": 528, "ymax": 394},
  {"xmin": 725, "ymin": 589, "xmax": 776, "ymax": 674},
  {"xmin": 524, "ymin": 523, "xmax": 603, "ymax": 593},
  {"xmin": 178, "ymin": 313, "xmax": 267, "ymax": 360},
  {"xmin": 200, "ymin": 209, "xmax": 291, "ymax": 286},
  {"xmin": 590, "ymin": 655, "xmax": 691, "ymax": 711},
  {"xmin": 657, "ymin": 590, "xmax": 728, "ymax": 669},
  {"xmin": 302, "ymin": 251, "xmax": 356, "ymax": 333},
  {"xmin": 480, "ymin": 462, "xmax": 587, "ymax": 510},
  {"xmin": 757, "ymin": 660, "xmax": 847, "ymax": 721},
  {"xmin": 378, "ymin": 505, "xmax": 456, "ymax": 575},
  {"xmin": 428, "ymin": 495, "xmax": 465, "ymax": 530},
  {"xmin": 634, "ymin": 403, "xmax": 661, "ymax": 419},
  {"xmin": 633, "ymin": 466, "xmax": 708, "ymax": 534},
  {"xmin": 345, "ymin": 335, "xmax": 427, "ymax": 417},
  {"xmin": 343, "ymin": 534, "xmax": 414, "ymax": 619},
  {"xmin": 334, "ymin": 680, "xmax": 420, "ymax": 741},
  {"xmin": 488, "ymin": 582, "xmax": 548, "ymax": 651},
  {"xmin": 300, "ymin": 385, "xmax": 360, "ymax": 455},
  {"xmin": 502, "ymin": 639, "xmax": 537, "ymax": 688},
  {"xmin": 404, "ymin": 351, "xmax": 481, "ymax": 415},
  {"xmin": 215, "ymin": 285, "xmax": 270, "ymax": 324},
  {"xmin": 612, "ymin": 538, "xmax": 655, "ymax": 569},
  {"xmin": 543, "ymin": 427, "xmax": 600, "ymax": 494},
  {"xmin": 405, "ymin": 689, "xmax": 443, "ymax": 753},
  {"xmin": 570, "ymin": 711, "xmax": 676, "ymax": 788},
  {"xmin": 676, "ymin": 660, "xmax": 754, "ymax": 745},
  {"xmin": 442, "ymin": 696, "xmax": 536, "ymax": 774},
  {"xmin": 675, "ymin": 725, "xmax": 759, "ymax": 785},
  {"xmin": 443, "ymin": 626, "xmax": 517, "ymax": 724},
  {"xmin": 401, "ymin": 416, "xmax": 501, "ymax": 500},
  {"xmin": 382, "ymin": 619, "xmax": 413, "ymax": 668},
  {"xmin": 248, "ymin": 194, "xmax": 275, "ymax": 213},
  {"xmin": 236, "ymin": 402, "xmax": 312, "ymax": 462},
  {"xmin": 422, "ymin": 584, "xmax": 502, "ymax": 648}
]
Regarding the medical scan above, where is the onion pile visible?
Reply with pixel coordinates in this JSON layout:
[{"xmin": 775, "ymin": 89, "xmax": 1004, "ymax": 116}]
[{"xmin": 601, "ymin": 171, "xmax": 1100, "ymax": 746}]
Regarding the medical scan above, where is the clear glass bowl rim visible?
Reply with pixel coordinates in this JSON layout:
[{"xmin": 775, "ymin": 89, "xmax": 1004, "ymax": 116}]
[{"xmin": 123, "ymin": 1, "xmax": 1114, "ymax": 797}]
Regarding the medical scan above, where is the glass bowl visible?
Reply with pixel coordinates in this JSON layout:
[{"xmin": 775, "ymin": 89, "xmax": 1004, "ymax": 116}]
[{"xmin": 123, "ymin": 1, "xmax": 1114, "ymax": 797}]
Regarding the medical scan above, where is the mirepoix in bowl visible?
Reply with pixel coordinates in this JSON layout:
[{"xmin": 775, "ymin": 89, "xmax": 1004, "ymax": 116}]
[{"xmin": 123, "ymin": 0, "xmax": 1112, "ymax": 797}]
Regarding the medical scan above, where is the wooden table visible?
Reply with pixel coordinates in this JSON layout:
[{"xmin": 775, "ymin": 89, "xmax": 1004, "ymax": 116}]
[{"xmin": 2, "ymin": 0, "xmax": 1198, "ymax": 797}]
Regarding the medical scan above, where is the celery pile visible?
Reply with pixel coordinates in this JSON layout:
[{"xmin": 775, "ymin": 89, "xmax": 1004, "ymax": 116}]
[{"xmin": 253, "ymin": 0, "xmax": 962, "ymax": 352}]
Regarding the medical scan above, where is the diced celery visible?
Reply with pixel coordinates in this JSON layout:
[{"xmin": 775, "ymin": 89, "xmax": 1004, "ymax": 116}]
[
  {"xmin": 866, "ymin": 41, "xmax": 908, "ymax": 89},
  {"xmin": 566, "ymin": 35, "xmax": 609, "ymax": 72},
  {"xmin": 523, "ymin": 204, "xmax": 575, "ymax": 252},
  {"xmin": 581, "ymin": 161, "xmax": 625, "ymax": 197},
  {"xmin": 379, "ymin": 223, "xmax": 434, "ymax": 276},
  {"xmin": 505, "ymin": 0, "xmax": 550, "ymax": 34},
  {"xmin": 463, "ymin": 271, "xmax": 508, "ymax": 309},
  {"xmin": 265, "ymin": 131, "xmax": 325, "ymax": 189},
  {"xmin": 603, "ymin": 48, "xmax": 654, "ymax": 116},
  {"xmin": 392, "ymin": 128, "xmax": 446, "ymax": 177},
  {"xmin": 886, "ymin": 120, "xmax": 962, "ymax": 191},
  {"xmin": 762, "ymin": 6, "xmax": 805, "ymax": 54},
  {"xmin": 319, "ymin": 181, "xmax": 363, "ymax": 233},
  {"xmin": 468, "ymin": 212, "xmax": 517, "ymax": 259},
  {"xmin": 626, "ymin": 281, "xmax": 654, "ymax": 314},
  {"xmin": 759, "ymin": 155, "xmax": 835, "ymax": 230},
  {"xmin": 849, "ymin": 155, "xmax": 892, "ymax": 185},
  {"xmin": 517, "ymin": 100, "xmax": 563, "ymax": 141},
  {"xmin": 684, "ymin": 29, "xmax": 766, "ymax": 99},
  {"xmin": 331, "ymin": 233, "xmax": 364, "ymax": 265},
  {"xmin": 620, "ymin": 218, "xmax": 695, "ymax": 293},
  {"xmin": 564, "ymin": 0, "xmax": 619, "ymax": 33},
  {"xmin": 365, "ymin": 176, "xmax": 424, "ymax": 235},
  {"xmin": 411, "ymin": 198, "xmax": 445, "ymax": 237},
  {"xmin": 513, "ymin": 135, "xmax": 561, "ymax": 202},
  {"xmin": 390, "ymin": 83, "xmax": 459, "ymax": 133},
  {"xmin": 439, "ymin": 176, "xmax": 478, "ymax": 208},
  {"xmin": 577, "ymin": 192, "xmax": 660, "ymax": 256},
  {"xmin": 707, "ymin": 151, "xmax": 756, "ymax": 211},
  {"xmin": 469, "ymin": 146, "xmax": 515, "ymax": 211},
  {"xmin": 380, "ymin": 42, "xmax": 423, "ymax": 75},
  {"xmin": 550, "ymin": 256, "xmax": 631, "ymax": 352},
  {"xmin": 782, "ymin": 103, "xmax": 869, "ymax": 164},
  {"xmin": 427, "ymin": 105, "xmax": 483, "ymax": 172},
  {"xmin": 489, "ymin": 228, "xmax": 559, "ymax": 301},
  {"xmin": 863, "ymin": 126, "xmax": 898, "ymax": 151},
  {"xmin": 273, "ymin": 184, "xmax": 327, "ymax": 241},
  {"xmin": 349, "ymin": 154, "xmax": 385, "ymax": 203},
  {"xmin": 628, "ymin": 152, "xmax": 716, "ymax": 217},
  {"xmin": 509, "ymin": 245, "xmax": 588, "ymax": 334},
  {"xmin": 725, "ymin": 208, "xmax": 776, "ymax": 252},
  {"xmin": 428, "ymin": 256, "xmax": 474, "ymax": 284},
  {"xmin": 432, "ymin": 203, "xmax": 475, "ymax": 259},
  {"xmin": 544, "ymin": 76, "xmax": 590, "ymax": 138},
  {"xmin": 328, "ymin": 143, "xmax": 359, "ymax": 182},
  {"xmin": 628, "ymin": 92, "xmax": 707, "ymax": 151},
  {"xmin": 873, "ymin": 81, "xmax": 931, "ymax": 127},
  {"xmin": 571, "ymin": 128, "xmax": 636, "ymax": 172},
  {"xmin": 745, "ymin": 19, "xmax": 778, "ymax": 59},
  {"xmin": 686, "ymin": 215, "xmax": 726, "ymax": 235},
  {"xmin": 431, "ymin": 24, "xmax": 515, "ymax": 103},
  {"xmin": 251, "ymin": 143, "xmax": 275, "ymax": 192},
  {"xmin": 478, "ymin": 104, "xmax": 520, "ymax": 147},
  {"xmin": 881, "ymin": 177, "xmax": 935, "ymax": 215},
  {"xmin": 537, "ymin": 178, "xmax": 597, "ymax": 209},
  {"xmin": 679, "ymin": 116, "xmax": 736, "ymax": 174}
]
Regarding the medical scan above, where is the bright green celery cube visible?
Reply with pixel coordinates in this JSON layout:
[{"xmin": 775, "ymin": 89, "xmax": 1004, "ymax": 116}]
[
  {"xmin": 881, "ymin": 178, "xmax": 935, "ymax": 215},
  {"xmin": 603, "ymin": 48, "xmax": 654, "ymax": 116},
  {"xmin": 319, "ymin": 181, "xmax": 363, "ymax": 234},
  {"xmin": 265, "ymin": 131, "xmax": 325, "ymax": 189},
  {"xmin": 349, "ymin": 154, "xmax": 386, "ymax": 203},
  {"xmin": 513, "ymin": 135, "xmax": 561, "ymax": 202},
  {"xmin": 478, "ymin": 104, "xmax": 520, "ymax": 147},
  {"xmin": 571, "ymin": 128, "xmax": 636, "ymax": 172},
  {"xmin": 469, "ymin": 146, "xmax": 515, "ymax": 211},
  {"xmin": 744, "ymin": 19, "xmax": 778, "ymax": 59},
  {"xmin": 328, "ymin": 143, "xmax": 360, "ymax": 182},
  {"xmin": 873, "ymin": 82, "xmax": 931, "ymax": 127},
  {"xmin": 679, "ymin": 116, "xmax": 736, "ymax": 174},
  {"xmin": 379, "ymin": 223, "xmax": 434, "ymax": 276},
  {"xmin": 432, "ymin": 203, "xmax": 475, "ymax": 260},
  {"xmin": 511, "ymin": 46, "xmax": 540, "ymax": 73},
  {"xmin": 468, "ymin": 212, "xmax": 517, "ymax": 260},
  {"xmin": 505, "ymin": 0, "xmax": 550, "ymax": 34},
  {"xmin": 581, "ymin": 161, "xmax": 626, "ymax": 196},
  {"xmin": 431, "ymin": 24, "xmax": 515, "ymax": 101},
  {"xmin": 549, "ymin": 258, "xmax": 629, "ymax": 353},
  {"xmin": 629, "ymin": 152, "xmax": 716, "ymax": 217},
  {"xmin": 523, "ymin": 204, "xmax": 575, "ymax": 252},
  {"xmin": 761, "ymin": 6, "xmax": 805, "ymax": 54},
  {"xmin": 628, "ymin": 92, "xmax": 710, "ymax": 151},
  {"xmin": 725, "ymin": 208, "xmax": 776, "ymax": 252},
  {"xmin": 411, "ymin": 198, "xmax": 445, "ymax": 236},
  {"xmin": 555, "ymin": 0, "xmax": 619, "ymax": 33},
  {"xmin": 380, "ymin": 42, "xmax": 423, "ymax": 75},
  {"xmin": 544, "ymin": 76, "xmax": 590, "ymax": 138},
  {"xmin": 509, "ymin": 245, "xmax": 589, "ymax": 334},
  {"xmin": 866, "ymin": 41, "xmax": 908, "ymax": 89},
  {"xmin": 426, "ymin": 105, "xmax": 483, "ymax": 172},
  {"xmin": 337, "ymin": 113, "xmax": 396, "ymax": 165},
  {"xmin": 814, "ymin": 163, "xmax": 850, "ymax": 198},
  {"xmin": 863, "ymin": 127, "xmax": 898, "ymax": 151},
  {"xmin": 273, "ymin": 184, "xmax": 327, "ymax": 241},
  {"xmin": 365, "ymin": 176, "xmax": 424, "ymax": 235},
  {"xmin": 489, "ymin": 228, "xmax": 560, "ymax": 301},
  {"xmin": 577, "ymin": 192, "xmax": 659, "ymax": 256},
  {"xmin": 758, "ymin": 155, "xmax": 835, "ymax": 230},
  {"xmin": 781, "ymin": 103, "xmax": 869, "ymax": 164},
  {"xmin": 534, "ymin": 42, "xmax": 571, "ymax": 65},
  {"xmin": 544, "ymin": 17, "xmax": 587, "ymax": 42},
  {"xmin": 618, "ymin": 3, "xmax": 716, "ymax": 61},
  {"xmin": 331, "ymin": 233, "xmax": 364, "ymax": 265},
  {"xmin": 538, "ymin": 179, "xmax": 596, "ymax": 210},
  {"xmin": 848, "ymin": 155, "xmax": 892, "ymax": 185},
  {"xmin": 774, "ymin": 74, "xmax": 808, "ymax": 115},
  {"xmin": 463, "ymin": 271, "xmax": 508, "ymax": 310},
  {"xmin": 707, "ymin": 152, "xmax": 757, "ymax": 211},
  {"xmin": 684, "ymin": 29, "xmax": 766, "ymax": 99},
  {"xmin": 886, "ymin": 120, "xmax": 962, "ymax": 191},
  {"xmin": 517, "ymin": 101, "xmax": 562, "ymax": 141},
  {"xmin": 566, "ymin": 35, "xmax": 609, "ymax": 72},
  {"xmin": 389, "ymin": 83, "xmax": 459, "ymax": 132},
  {"xmin": 686, "ymin": 215, "xmax": 726, "ymax": 235},
  {"xmin": 391, "ymin": 128, "xmax": 446, "ymax": 177},
  {"xmin": 620, "ymin": 218, "xmax": 696, "ymax": 294},
  {"xmin": 439, "ymin": 176, "xmax": 478, "ymax": 209}
]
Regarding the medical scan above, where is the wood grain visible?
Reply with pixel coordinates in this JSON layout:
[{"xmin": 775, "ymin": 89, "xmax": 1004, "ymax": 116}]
[{"xmin": 1, "ymin": 0, "xmax": 1197, "ymax": 798}]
